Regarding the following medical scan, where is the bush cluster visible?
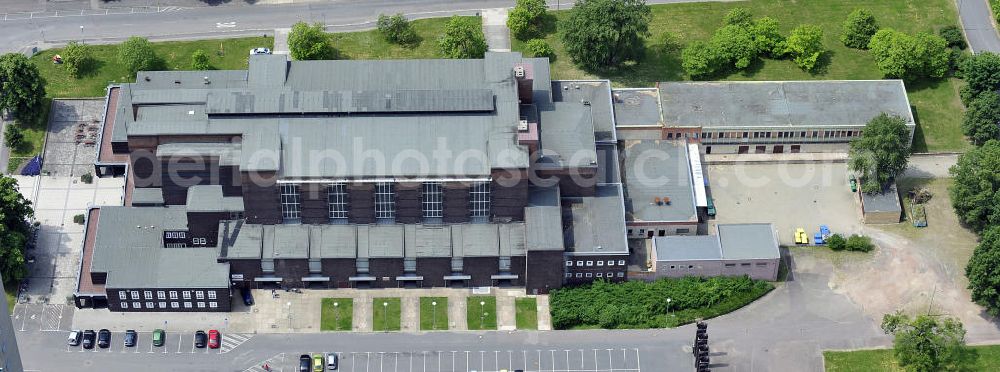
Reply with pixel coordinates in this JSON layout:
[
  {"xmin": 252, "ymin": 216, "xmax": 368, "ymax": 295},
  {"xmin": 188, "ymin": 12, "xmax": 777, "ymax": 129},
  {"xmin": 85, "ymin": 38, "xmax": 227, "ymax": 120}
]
[
  {"xmin": 549, "ymin": 276, "xmax": 773, "ymax": 329},
  {"xmin": 377, "ymin": 13, "xmax": 418, "ymax": 45},
  {"xmin": 827, "ymin": 233, "xmax": 875, "ymax": 252}
]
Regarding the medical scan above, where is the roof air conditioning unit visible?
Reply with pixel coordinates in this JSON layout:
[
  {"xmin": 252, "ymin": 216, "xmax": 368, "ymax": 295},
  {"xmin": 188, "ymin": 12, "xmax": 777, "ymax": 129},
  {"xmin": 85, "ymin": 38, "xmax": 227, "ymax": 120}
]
[
  {"xmin": 513, "ymin": 65, "xmax": 525, "ymax": 78},
  {"xmin": 517, "ymin": 120, "xmax": 529, "ymax": 131}
]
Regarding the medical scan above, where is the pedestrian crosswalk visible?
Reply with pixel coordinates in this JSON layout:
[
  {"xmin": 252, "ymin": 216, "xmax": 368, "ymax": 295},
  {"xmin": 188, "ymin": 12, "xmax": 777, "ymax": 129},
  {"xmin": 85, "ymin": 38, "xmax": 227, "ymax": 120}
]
[{"xmin": 221, "ymin": 333, "xmax": 253, "ymax": 354}]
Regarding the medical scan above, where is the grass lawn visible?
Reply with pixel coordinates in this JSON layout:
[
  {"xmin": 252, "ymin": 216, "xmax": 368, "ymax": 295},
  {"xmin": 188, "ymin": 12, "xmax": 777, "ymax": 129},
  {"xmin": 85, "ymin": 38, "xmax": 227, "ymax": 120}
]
[
  {"xmin": 419, "ymin": 297, "xmax": 448, "ymax": 331},
  {"xmin": 511, "ymin": 0, "xmax": 969, "ymax": 152},
  {"xmin": 372, "ymin": 297, "xmax": 402, "ymax": 332},
  {"xmin": 467, "ymin": 296, "xmax": 498, "ymax": 330},
  {"xmin": 824, "ymin": 345, "xmax": 1000, "ymax": 371},
  {"xmin": 30, "ymin": 36, "xmax": 273, "ymax": 98},
  {"xmin": 515, "ymin": 298, "xmax": 538, "ymax": 330},
  {"xmin": 5, "ymin": 283, "xmax": 17, "ymax": 314},
  {"xmin": 319, "ymin": 298, "xmax": 353, "ymax": 331},
  {"xmin": 5, "ymin": 98, "xmax": 50, "ymax": 173},
  {"xmin": 330, "ymin": 16, "xmax": 478, "ymax": 60}
]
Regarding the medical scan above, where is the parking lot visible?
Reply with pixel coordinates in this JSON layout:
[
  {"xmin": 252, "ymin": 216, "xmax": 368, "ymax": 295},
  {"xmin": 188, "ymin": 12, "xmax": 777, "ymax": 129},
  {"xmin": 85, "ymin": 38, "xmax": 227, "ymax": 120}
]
[
  {"xmin": 707, "ymin": 162, "xmax": 863, "ymax": 245},
  {"xmin": 62, "ymin": 329, "xmax": 253, "ymax": 355},
  {"xmin": 244, "ymin": 347, "xmax": 643, "ymax": 372}
]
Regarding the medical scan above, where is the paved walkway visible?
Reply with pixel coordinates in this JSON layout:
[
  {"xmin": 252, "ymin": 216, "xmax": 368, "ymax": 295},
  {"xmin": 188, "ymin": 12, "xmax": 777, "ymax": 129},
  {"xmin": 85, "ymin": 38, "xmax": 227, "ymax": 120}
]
[
  {"xmin": 481, "ymin": 7, "xmax": 511, "ymax": 52},
  {"xmin": 958, "ymin": 0, "xmax": 1000, "ymax": 53},
  {"xmin": 273, "ymin": 27, "xmax": 290, "ymax": 55}
]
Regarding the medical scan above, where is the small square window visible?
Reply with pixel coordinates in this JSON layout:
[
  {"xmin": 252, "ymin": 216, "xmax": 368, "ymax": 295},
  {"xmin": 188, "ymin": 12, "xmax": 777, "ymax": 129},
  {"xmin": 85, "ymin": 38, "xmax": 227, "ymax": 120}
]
[
  {"xmin": 576, "ymin": 261, "xmax": 583, "ymax": 266},
  {"xmin": 725, "ymin": 263, "xmax": 736, "ymax": 267},
  {"xmin": 183, "ymin": 302, "xmax": 193, "ymax": 308},
  {"xmin": 617, "ymin": 272, "xmax": 624, "ymax": 278},
  {"xmin": 130, "ymin": 290, "xmax": 139, "ymax": 299},
  {"xmin": 143, "ymin": 291, "xmax": 152, "ymax": 299},
  {"xmin": 209, "ymin": 302, "xmax": 218, "ymax": 308},
  {"xmin": 565, "ymin": 261, "xmax": 573, "ymax": 267},
  {"xmin": 170, "ymin": 302, "xmax": 179, "ymax": 308},
  {"xmin": 756, "ymin": 263, "xmax": 768, "ymax": 267},
  {"xmin": 133, "ymin": 302, "xmax": 141, "ymax": 309},
  {"xmin": 157, "ymin": 291, "xmax": 165, "ymax": 299},
  {"xmin": 146, "ymin": 301, "xmax": 154, "ymax": 308},
  {"xmin": 118, "ymin": 291, "xmax": 127, "ymax": 299},
  {"xmin": 565, "ymin": 273, "xmax": 572, "ymax": 278},
  {"xmin": 575, "ymin": 273, "xmax": 582, "ymax": 278},
  {"xmin": 120, "ymin": 302, "xmax": 128, "ymax": 309},
  {"xmin": 183, "ymin": 291, "xmax": 192, "ymax": 300},
  {"xmin": 208, "ymin": 291, "xmax": 217, "ymax": 300},
  {"xmin": 669, "ymin": 265, "xmax": 676, "ymax": 269},
  {"xmin": 585, "ymin": 261, "xmax": 593, "ymax": 266},
  {"xmin": 607, "ymin": 272, "xmax": 614, "ymax": 277},
  {"xmin": 196, "ymin": 291, "xmax": 205, "ymax": 300},
  {"xmin": 597, "ymin": 261, "xmax": 604, "ymax": 266},
  {"xmin": 197, "ymin": 302, "xmax": 205, "ymax": 308},
  {"xmin": 585, "ymin": 273, "xmax": 593, "ymax": 278},
  {"xmin": 608, "ymin": 260, "xmax": 615, "ymax": 266},
  {"xmin": 158, "ymin": 301, "xmax": 166, "ymax": 308},
  {"xmin": 169, "ymin": 291, "xmax": 178, "ymax": 300},
  {"xmin": 741, "ymin": 263, "xmax": 751, "ymax": 267},
  {"xmin": 618, "ymin": 260, "xmax": 625, "ymax": 266},
  {"xmin": 688, "ymin": 265, "xmax": 694, "ymax": 269},
  {"xmin": 596, "ymin": 273, "xmax": 603, "ymax": 277}
]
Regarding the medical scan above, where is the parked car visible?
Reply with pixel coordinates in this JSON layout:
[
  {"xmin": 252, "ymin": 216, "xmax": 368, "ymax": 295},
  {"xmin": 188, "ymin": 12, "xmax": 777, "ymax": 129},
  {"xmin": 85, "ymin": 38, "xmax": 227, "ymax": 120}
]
[
  {"xmin": 299, "ymin": 354, "xmax": 312, "ymax": 372},
  {"xmin": 82, "ymin": 329, "xmax": 96, "ymax": 349},
  {"xmin": 326, "ymin": 352, "xmax": 339, "ymax": 370},
  {"xmin": 152, "ymin": 329, "xmax": 165, "ymax": 347},
  {"xmin": 124, "ymin": 330, "xmax": 137, "ymax": 347},
  {"xmin": 706, "ymin": 197, "xmax": 717, "ymax": 217},
  {"xmin": 313, "ymin": 354, "xmax": 324, "ymax": 372},
  {"xmin": 194, "ymin": 330, "xmax": 207, "ymax": 348},
  {"xmin": 241, "ymin": 288, "xmax": 254, "ymax": 306},
  {"xmin": 795, "ymin": 228, "xmax": 808, "ymax": 244},
  {"xmin": 97, "ymin": 329, "xmax": 111, "ymax": 348},
  {"xmin": 208, "ymin": 329, "xmax": 220, "ymax": 349},
  {"xmin": 67, "ymin": 330, "xmax": 82, "ymax": 346},
  {"xmin": 849, "ymin": 175, "xmax": 858, "ymax": 192},
  {"xmin": 250, "ymin": 47, "xmax": 272, "ymax": 55}
]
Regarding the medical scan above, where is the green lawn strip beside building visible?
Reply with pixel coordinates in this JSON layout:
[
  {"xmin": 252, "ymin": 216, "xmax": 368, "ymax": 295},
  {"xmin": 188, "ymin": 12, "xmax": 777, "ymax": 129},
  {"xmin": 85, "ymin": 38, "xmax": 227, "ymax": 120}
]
[
  {"xmin": 467, "ymin": 296, "xmax": 497, "ymax": 330},
  {"xmin": 320, "ymin": 298, "xmax": 353, "ymax": 331},
  {"xmin": 515, "ymin": 297, "xmax": 538, "ymax": 330},
  {"xmin": 419, "ymin": 297, "xmax": 448, "ymax": 331},
  {"xmin": 372, "ymin": 297, "xmax": 402, "ymax": 332}
]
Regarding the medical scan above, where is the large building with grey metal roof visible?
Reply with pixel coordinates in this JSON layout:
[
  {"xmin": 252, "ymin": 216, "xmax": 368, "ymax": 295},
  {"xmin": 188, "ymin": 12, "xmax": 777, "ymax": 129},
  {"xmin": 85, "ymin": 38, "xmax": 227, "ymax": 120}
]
[{"xmin": 650, "ymin": 224, "xmax": 780, "ymax": 281}]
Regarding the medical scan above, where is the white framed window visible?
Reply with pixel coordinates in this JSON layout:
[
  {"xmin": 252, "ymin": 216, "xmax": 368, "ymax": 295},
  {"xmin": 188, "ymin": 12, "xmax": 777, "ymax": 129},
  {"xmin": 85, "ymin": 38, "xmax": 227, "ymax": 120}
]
[
  {"xmin": 422, "ymin": 182, "xmax": 443, "ymax": 218},
  {"xmin": 209, "ymin": 302, "xmax": 218, "ymax": 308},
  {"xmin": 469, "ymin": 182, "xmax": 491, "ymax": 218},
  {"xmin": 156, "ymin": 291, "xmax": 165, "ymax": 299},
  {"xmin": 280, "ymin": 183, "xmax": 301, "ymax": 221},
  {"xmin": 196, "ymin": 291, "xmax": 205, "ymax": 300},
  {"xmin": 197, "ymin": 302, "xmax": 206, "ymax": 308},
  {"xmin": 576, "ymin": 261, "xmax": 583, "ymax": 266},
  {"xmin": 118, "ymin": 291, "xmax": 127, "ymax": 299},
  {"xmin": 120, "ymin": 302, "xmax": 128, "ymax": 309},
  {"xmin": 565, "ymin": 261, "xmax": 573, "ymax": 267},
  {"xmin": 617, "ymin": 272, "xmax": 624, "ymax": 278},
  {"xmin": 207, "ymin": 291, "xmax": 217, "ymax": 300},
  {"xmin": 565, "ymin": 273, "xmax": 572, "ymax": 278},
  {"xmin": 328, "ymin": 183, "xmax": 349, "ymax": 220},
  {"xmin": 183, "ymin": 291, "xmax": 191, "ymax": 300},
  {"xmin": 133, "ymin": 301, "xmax": 141, "ymax": 309},
  {"xmin": 585, "ymin": 273, "xmax": 593, "ymax": 278},
  {"xmin": 375, "ymin": 182, "xmax": 396, "ymax": 220},
  {"xmin": 192, "ymin": 237, "xmax": 207, "ymax": 245},
  {"xmin": 575, "ymin": 273, "xmax": 582, "ymax": 278},
  {"xmin": 158, "ymin": 301, "xmax": 167, "ymax": 308},
  {"xmin": 596, "ymin": 273, "xmax": 603, "ymax": 277},
  {"xmin": 618, "ymin": 260, "xmax": 625, "ymax": 266},
  {"xmin": 597, "ymin": 261, "xmax": 604, "ymax": 266},
  {"xmin": 585, "ymin": 261, "xmax": 593, "ymax": 266},
  {"xmin": 143, "ymin": 291, "xmax": 152, "ymax": 299},
  {"xmin": 169, "ymin": 291, "xmax": 178, "ymax": 300},
  {"xmin": 608, "ymin": 260, "xmax": 615, "ymax": 266},
  {"xmin": 130, "ymin": 290, "xmax": 139, "ymax": 299},
  {"xmin": 170, "ymin": 302, "xmax": 179, "ymax": 308},
  {"xmin": 183, "ymin": 302, "xmax": 193, "ymax": 309},
  {"xmin": 607, "ymin": 272, "xmax": 614, "ymax": 277},
  {"xmin": 145, "ymin": 301, "xmax": 154, "ymax": 308}
]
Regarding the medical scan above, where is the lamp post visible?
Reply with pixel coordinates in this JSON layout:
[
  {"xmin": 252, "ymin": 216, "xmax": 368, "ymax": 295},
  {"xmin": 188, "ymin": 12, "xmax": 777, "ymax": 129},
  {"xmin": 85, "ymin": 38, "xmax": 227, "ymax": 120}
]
[
  {"xmin": 480, "ymin": 301, "xmax": 486, "ymax": 329},
  {"xmin": 333, "ymin": 302, "xmax": 340, "ymax": 330},
  {"xmin": 286, "ymin": 302, "xmax": 292, "ymax": 329},
  {"xmin": 666, "ymin": 298, "xmax": 673, "ymax": 317},
  {"xmin": 79, "ymin": 25, "xmax": 84, "ymax": 44},
  {"xmin": 431, "ymin": 301, "xmax": 438, "ymax": 330},
  {"xmin": 382, "ymin": 301, "xmax": 388, "ymax": 333}
]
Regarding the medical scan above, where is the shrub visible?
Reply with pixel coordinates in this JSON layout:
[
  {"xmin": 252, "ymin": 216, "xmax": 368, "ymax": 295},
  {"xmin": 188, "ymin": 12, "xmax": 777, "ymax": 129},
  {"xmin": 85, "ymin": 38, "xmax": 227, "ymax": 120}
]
[
  {"xmin": 939, "ymin": 25, "xmax": 967, "ymax": 50},
  {"xmin": 80, "ymin": 173, "xmax": 93, "ymax": 184},
  {"xmin": 784, "ymin": 24, "xmax": 825, "ymax": 72},
  {"xmin": 376, "ymin": 13, "xmax": 418, "ymax": 45},
  {"xmin": 507, "ymin": 0, "xmax": 548, "ymax": 41},
  {"xmin": 117, "ymin": 36, "xmax": 156, "ymax": 77},
  {"xmin": 288, "ymin": 21, "xmax": 336, "ymax": 60},
  {"xmin": 3, "ymin": 124, "xmax": 24, "ymax": 149},
  {"xmin": 191, "ymin": 50, "xmax": 210, "ymax": 70},
  {"xmin": 845, "ymin": 234, "xmax": 874, "ymax": 252},
  {"xmin": 73, "ymin": 214, "xmax": 85, "ymax": 224},
  {"xmin": 827, "ymin": 234, "xmax": 847, "ymax": 251},
  {"xmin": 63, "ymin": 41, "xmax": 93, "ymax": 78},
  {"xmin": 840, "ymin": 8, "xmax": 879, "ymax": 49},
  {"xmin": 438, "ymin": 16, "xmax": 488, "ymax": 59},
  {"xmin": 723, "ymin": 7, "xmax": 753, "ymax": 26},
  {"xmin": 524, "ymin": 39, "xmax": 555, "ymax": 60},
  {"xmin": 868, "ymin": 29, "xmax": 950, "ymax": 80},
  {"xmin": 560, "ymin": 0, "xmax": 650, "ymax": 71}
]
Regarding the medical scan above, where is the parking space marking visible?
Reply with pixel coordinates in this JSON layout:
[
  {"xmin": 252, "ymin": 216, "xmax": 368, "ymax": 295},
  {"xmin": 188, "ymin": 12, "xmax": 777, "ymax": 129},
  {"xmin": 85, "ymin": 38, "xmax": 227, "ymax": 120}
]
[
  {"xmin": 326, "ymin": 347, "xmax": 642, "ymax": 372},
  {"xmin": 242, "ymin": 352, "xmax": 284, "ymax": 372}
]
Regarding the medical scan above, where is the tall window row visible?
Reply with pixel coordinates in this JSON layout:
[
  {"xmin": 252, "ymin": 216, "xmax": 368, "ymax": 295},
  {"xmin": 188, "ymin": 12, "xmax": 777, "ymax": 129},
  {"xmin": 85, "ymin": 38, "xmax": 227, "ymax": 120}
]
[
  {"xmin": 375, "ymin": 182, "xmax": 396, "ymax": 220},
  {"xmin": 328, "ymin": 183, "xmax": 349, "ymax": 220},
  {"xmin": 279, "ymin": 183, "xmax": 301, "ymax": 221},
  {"xmin": 422, "ymin": 182, "xmax": 443, "ymax": 218},
  {"xmin": 470, "ymin": 181, "xmax": 491, "ymax": 218},
  {"xmin": 282, "ymin": 181, "xmax": 491, "ymax": 223}
]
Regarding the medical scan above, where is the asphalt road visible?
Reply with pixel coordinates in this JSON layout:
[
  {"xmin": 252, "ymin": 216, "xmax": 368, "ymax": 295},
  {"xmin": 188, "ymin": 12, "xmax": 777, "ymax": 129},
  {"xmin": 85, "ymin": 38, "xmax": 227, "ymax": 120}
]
[{"xmin": 958, "ymin": 0, "xmax": 1000, "ymax": 53}]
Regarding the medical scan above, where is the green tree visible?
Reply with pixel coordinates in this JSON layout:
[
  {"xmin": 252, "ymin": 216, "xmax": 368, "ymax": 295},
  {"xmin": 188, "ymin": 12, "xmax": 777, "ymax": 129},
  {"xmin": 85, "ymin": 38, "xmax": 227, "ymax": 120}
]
[
  {"xmin": 949, "ymin": 140, "xmax": 1000, "ymax": 232},
  {"xmin": 525, "ymin": 39, "xmax": 556, "ymax": 60},
  {"xmin": 827, "ymin": 234, "xmax": 847, "ymax": 251},
  {"xmin": 750, "ymin": 17, "xmax": 786, "ymax": 58},
  {"xmin": 377, "ymin": 13, "xmax": 418, "ymax": 45},
  {"xmin": 560, "ymin": 0, "xmax": 651, "ymax": 71},
  {"xmin": 710, "ymin": 24, "xmax": 757, "ymax": 70},
  {"xmin": 869, "ymin": 29, "xmax": 950, "ymax": 80},
  {"xmin": 845, "ymin": 234, "xmax": 874, "ymax": 252},
  {"xmin": 939, "ymin": 25, "xmax": 967, "ymax": 50},
  {"xmin": 507, "ymin": 0, "xmax": 548, "ymax": 41},
  {"xmin": 191, "ymin": 50, "xmax": 211, "ymax": 70},
  {"xmin": 962, "ymin": 91, "xmax": 1000, "ymax": 146},
  {"xmin": 0, "ymin": 176, "xmax": 34, "ymax": 284},
  {"xmin": 0, "ymin": 53, "xmax": 47, "ymax": 124},
  {"xmin": 438, "ymin": 16, "xmax": 488, "ymax": 59},
  {"xmin": 117, "ymin": 36, "xmax": 156, "ymax": 78},
  {"xmin": 848, "ymin": 113, "xmax": 911, "ymax": 194},
  {"xmin": 966, "ymin": 226, "xmax": 1000, "ymax": 316},
  {"xmin": 784, "ymin": 24, "xmax": 824, "ymax": 72},
  {"xmin": 288, "ymin": 21, "xmax": 336, "ymax": 60},
  {"xmin": 880, "ymin": 312, "xmax": 968, "ymax": 372},
  {"xmin": 841, "ymin": 8, "xmax": 879, "ymax": 49},
  {"xmin": 63, "ymin": 41, "xmax": 93, "ymax": 78},
  {"xmin": 723, "ymin": 7, "xmax": 753, "ymax": 26},
  {"xmin": 959, "ymin": 52, "xmax": 1000, "ymax": 103},
  {"xmin": 681, "ymin": 41, "xmax": 721, "ymax": 79},
  {"xmin": 3, "ymin": 124, "xmax": 23, "ymax": 149}
]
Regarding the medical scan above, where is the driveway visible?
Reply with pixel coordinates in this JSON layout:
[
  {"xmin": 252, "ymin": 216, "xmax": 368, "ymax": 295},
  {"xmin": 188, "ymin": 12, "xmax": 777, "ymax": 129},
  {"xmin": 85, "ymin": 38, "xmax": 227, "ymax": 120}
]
[{"xmin": 958, "ymin": 0, "xmax": 1000, "ymax": 53}]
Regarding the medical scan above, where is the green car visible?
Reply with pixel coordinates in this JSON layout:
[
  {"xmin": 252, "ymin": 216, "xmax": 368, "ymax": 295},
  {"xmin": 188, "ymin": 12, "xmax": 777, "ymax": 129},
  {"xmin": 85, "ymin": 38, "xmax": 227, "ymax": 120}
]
[
  {"xmin": 706, "ymin": 197, "xmax": 717, "ymax": 217},
  {"xmin": 152, "ymin": 329, "xmax": 165, "ymax": 347},
  {"xmin": 312, "ymin": 354, "xmax": 324, "ymax": 371}
]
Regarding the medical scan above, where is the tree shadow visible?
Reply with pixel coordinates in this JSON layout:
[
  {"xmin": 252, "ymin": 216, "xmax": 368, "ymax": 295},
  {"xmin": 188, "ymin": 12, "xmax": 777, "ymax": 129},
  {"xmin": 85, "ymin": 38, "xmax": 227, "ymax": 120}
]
[
  {"xmin": 807, "ymin": 49, "xmax": 835, "ymax": 76},
  {"xmin": 198, "ymin": 0, "xmax": 233, "ymax": 5},
  {"xmin": 538, "ymin": 13, "xmax": 558, "ymax": 37},
  {"xmin": 77, "ymin": 58, "xmax": 105, "ymax": 79}
]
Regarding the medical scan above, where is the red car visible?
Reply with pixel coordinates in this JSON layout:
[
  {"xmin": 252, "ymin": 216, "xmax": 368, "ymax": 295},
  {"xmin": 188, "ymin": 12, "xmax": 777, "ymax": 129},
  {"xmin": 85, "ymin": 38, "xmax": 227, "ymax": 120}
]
[{"xmin": 208, "ymin": 330, "xmax": 221, "ymax": 349}]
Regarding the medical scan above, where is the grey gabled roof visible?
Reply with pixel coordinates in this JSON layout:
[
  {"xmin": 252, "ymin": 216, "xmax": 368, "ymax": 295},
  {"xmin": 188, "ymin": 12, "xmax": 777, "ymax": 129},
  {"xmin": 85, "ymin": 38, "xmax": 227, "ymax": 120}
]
[
  {"xmin": 622, "ymin": 140, "xmax": 698, "ymax": 223},
  {"xmin": 717, "ymin": 224, "xmax": 780, "ymax": 260},
  {"xmin": 658, "ymin": 80, "xmax": 915, "ymax": 129},
  {"xmin": 186, "ymin": 185, "xmax": 244, "ymax": 212}
]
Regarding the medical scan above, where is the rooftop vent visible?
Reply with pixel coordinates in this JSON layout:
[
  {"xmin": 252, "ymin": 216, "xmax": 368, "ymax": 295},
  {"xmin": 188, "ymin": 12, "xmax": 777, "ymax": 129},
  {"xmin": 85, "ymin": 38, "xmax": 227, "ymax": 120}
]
[
  {"xmin": 662, "ymin": 196, "xmax": 672, "ymax": 205},
  {"xmin": 143, "ymin": 76, "xmax": 150, "ymax": 82},
  {"xmin": 513, "ymin": 65, "xmax": 525, "ymax": 78},
  {"xmin": 174, "ymin": 80, "xmax": 181, "ymax": 85},
  {"xmin": 582, "ymin": 100, "xmax": 591, "ymax": 106},
  {"xmin": 203, "ymin": 76, "xmax": 210, "ymax": 85},
  {"xmin": 655, "ymin": 197, "xmax": 662, "ymax": 205},
  {"xmin": 517, "ymin": 120, "xmax": 529, "ymax": 132}
]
